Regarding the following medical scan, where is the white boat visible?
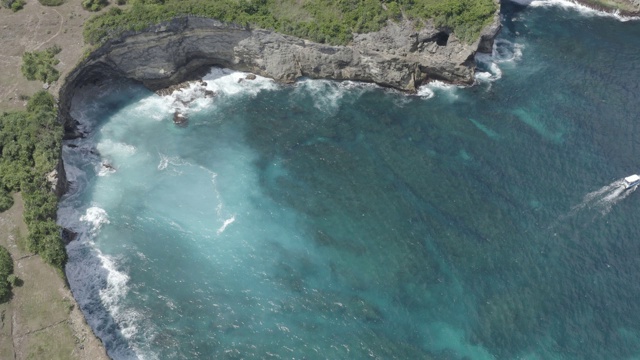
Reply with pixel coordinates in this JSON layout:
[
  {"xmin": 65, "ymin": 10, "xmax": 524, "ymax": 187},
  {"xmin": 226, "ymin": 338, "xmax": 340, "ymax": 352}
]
[{"xmin": 623, "ymin": 174, "xmax": 640, "ymax": 189}]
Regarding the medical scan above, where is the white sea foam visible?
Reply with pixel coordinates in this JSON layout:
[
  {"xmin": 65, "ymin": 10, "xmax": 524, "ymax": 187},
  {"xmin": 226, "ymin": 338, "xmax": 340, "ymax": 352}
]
[
  {"xmin": 96, "ymin": 140, "xmax": 137, "ymax": 157},
  {"xmin": 416, "ymin": 86, "xmax": 435, "ymax": 99},
  {"xmin": 134, "ymin": 96, "xmax": 175, "ymax": 121},
  {"xmin": 217, "ymin": 215, "xmax": 236, "ymax": 235},
  {"xmin": 80, "ymin": 206, "xmax": 110, "ymax": 233},
  {"xmin": 203, "ymin": 67, "xmax": 280, "ymax": 97},
  {"xmin": 524, "ymin": 0, "xmax": 640, "ymax": 21},
  {"xmin": 416, "ymin": 80, "xmax": 461, "ymax": 100}
]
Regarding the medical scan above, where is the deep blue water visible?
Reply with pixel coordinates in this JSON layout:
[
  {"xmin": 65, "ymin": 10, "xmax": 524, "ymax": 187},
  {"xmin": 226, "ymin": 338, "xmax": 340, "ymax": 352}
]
[{"xmin": 59, "ymin": 2, "xmax": 640, "ymax": 359}]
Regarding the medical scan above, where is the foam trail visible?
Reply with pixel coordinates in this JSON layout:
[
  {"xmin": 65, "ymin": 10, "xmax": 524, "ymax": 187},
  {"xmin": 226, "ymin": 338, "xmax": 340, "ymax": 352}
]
[{"xmin": 570, "ymin": 178, "xmax": 635, "ymax": 216}]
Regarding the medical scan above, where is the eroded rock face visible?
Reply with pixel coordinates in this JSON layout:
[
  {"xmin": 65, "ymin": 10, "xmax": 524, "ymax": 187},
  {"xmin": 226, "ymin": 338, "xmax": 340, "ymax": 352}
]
[{"xmin": 58, "ymin": 14, "xmax": 500, "ymax": 134}]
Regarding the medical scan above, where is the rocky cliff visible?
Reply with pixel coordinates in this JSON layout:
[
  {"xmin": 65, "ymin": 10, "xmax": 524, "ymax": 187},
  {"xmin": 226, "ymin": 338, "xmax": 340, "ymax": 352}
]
[{"xmin": 58, "ymin": 14, "xmax": 500, "ymax": 136}]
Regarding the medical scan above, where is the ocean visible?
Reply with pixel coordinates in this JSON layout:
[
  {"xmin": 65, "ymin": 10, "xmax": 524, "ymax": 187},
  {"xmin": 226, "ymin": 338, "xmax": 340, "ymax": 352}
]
[{"xmin": 58, "ymin": 1, "xmax": 640, "ymax": 358}]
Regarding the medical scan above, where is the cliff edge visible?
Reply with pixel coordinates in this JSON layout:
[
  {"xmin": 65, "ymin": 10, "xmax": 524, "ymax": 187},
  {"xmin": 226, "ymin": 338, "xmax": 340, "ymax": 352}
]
[{"xmin": 58, "ymin": 14, "xmax": 501, "ymax": 136}]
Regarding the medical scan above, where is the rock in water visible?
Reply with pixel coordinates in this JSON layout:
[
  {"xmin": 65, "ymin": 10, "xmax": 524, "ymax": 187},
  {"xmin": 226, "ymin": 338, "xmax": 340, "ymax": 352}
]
[
  {"xmin": 61, "ymin": 228, "xmax": 79, "ymax": 244},
  {"xmin": 173, "ymin": 111, "xmax": 188, "ymax": 127}
]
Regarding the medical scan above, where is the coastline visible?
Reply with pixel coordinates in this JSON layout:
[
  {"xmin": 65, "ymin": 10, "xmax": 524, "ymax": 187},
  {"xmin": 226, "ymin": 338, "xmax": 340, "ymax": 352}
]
[{"xmin": 2, "ymin": 0, "xmax": 640, "ymax": 358}]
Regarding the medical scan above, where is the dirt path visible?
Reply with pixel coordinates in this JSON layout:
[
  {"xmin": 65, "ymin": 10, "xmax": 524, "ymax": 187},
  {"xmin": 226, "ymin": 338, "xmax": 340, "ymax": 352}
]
[
  {"xmin": 0, "ymin": 194, "xmax": 109, "ymax": 360},
  {"xmin": 33, "ymin": 8, "xmax": 65, "ymax": 51}
]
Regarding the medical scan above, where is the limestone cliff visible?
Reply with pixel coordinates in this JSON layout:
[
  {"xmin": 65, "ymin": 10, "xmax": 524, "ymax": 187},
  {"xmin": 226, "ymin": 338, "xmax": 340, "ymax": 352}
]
[{"xmin": 58, "ymin": 14, "xmax": 500, "ymax": 136}]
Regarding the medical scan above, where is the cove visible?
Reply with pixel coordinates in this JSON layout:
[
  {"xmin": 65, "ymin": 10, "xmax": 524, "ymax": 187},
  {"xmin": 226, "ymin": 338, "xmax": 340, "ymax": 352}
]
[{"xmin": 59, "ymin": 3, "xmax": 640, "ymax": 359}]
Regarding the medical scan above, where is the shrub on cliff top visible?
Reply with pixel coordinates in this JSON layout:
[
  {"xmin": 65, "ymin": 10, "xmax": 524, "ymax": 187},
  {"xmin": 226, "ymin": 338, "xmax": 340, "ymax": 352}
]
[{"xmin": 21, "ymin": 45, "xmax": 62, "ymax": 84}]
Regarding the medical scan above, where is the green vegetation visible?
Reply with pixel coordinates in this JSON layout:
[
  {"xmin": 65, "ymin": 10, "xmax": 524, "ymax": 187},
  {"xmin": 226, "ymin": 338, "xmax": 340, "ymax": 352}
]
[
  {"xmin": 0, "ymin": 189, "xmax": 13, "ymax": 212},
  {"xmin": 21, "ymin": 45, "xmax": 62, "ymax": 84},
  {"xmin": 82, "ymin": 0, "xmax": 108, "ymax": 11},
  {"xmin": 0, "ymin": 246, "xmax": 14, "ymax": 302},
  {"xmin": 401, "ymin": 0, "xmax": 498, "ymax": 42},
  {"xmin": 0, "ymin": 91, "xmax": 67, "ymax": 270},
  {"xmin": 11, "ymin": 0, "xmax": 25, "ymax": 11},
  {"xmin": 2, "ymin": 0, "xmax": 26, "ymax": 11},
  {"xmin": 83, "ymin": 0, "xmax": 497, "ymax": 46},
  {"xmin": 37, "ymin": 0, "xmax": 64, "ymax": 6}
]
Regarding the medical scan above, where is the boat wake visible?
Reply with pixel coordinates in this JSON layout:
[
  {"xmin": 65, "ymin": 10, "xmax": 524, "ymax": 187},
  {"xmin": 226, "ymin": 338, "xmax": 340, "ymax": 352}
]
[
  {"xmin": 548, "ymin": 178, "xmax": 636, "ymax": 232},
  {"xmin": 570, "ymin": 178, "xmax": 636, "ymax": 216}
]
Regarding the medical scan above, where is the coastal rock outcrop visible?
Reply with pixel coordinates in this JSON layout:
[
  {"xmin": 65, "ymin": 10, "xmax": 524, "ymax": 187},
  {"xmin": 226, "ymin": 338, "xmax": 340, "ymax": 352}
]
[{"xmin": 58, "ymin": 14, "xmax": 500, "ymax": 135}]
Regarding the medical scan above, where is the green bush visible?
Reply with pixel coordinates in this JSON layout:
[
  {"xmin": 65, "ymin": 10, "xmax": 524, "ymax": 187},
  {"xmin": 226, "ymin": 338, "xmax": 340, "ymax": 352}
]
[
  {"xmin": 38, "ymin": 0, "xmax": 64, "ymax": 6},
  {"xmin": 82, "ymin": 0, "xmax": 108, "ymax": 11},
  {"xmin": 11, "ymin": 0, "xmax": 25, "ymax": 11},
  {"xmin": 21, "ymin": 45, "xmax": 62, "ymax": 84},
  {"xmin": 42, "ymin": 0, "xmax": 63, "ymax": 4},
  {"xmin": 7, "ymin": 274, "xmax": 19, "ymax": 287},
  {"xmin": 0, "ymin": 188, "xmax": 13, "ymax": 212},
  {"xmin": 0, "ymin": 246, "xmax": 13, "ymax": 303}
]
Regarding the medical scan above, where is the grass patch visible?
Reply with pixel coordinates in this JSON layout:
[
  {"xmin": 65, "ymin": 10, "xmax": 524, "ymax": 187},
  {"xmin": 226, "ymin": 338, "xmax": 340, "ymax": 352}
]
[{"xmin": 83, "ymin": 0, "xmax": 497, "ymax": 46}]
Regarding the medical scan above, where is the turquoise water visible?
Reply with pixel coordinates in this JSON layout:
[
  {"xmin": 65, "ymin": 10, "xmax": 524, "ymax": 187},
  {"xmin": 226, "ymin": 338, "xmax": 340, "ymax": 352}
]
[{"xmin": 59, "ymin": 2, "xmax": 640, "ymax": 359}]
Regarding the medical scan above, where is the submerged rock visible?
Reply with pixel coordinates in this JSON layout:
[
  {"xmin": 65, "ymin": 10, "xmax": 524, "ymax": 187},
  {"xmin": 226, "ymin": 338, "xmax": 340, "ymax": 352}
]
[{"xmin": 173, "ymin": 111, "xmax": 188, "ymax": 127}]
